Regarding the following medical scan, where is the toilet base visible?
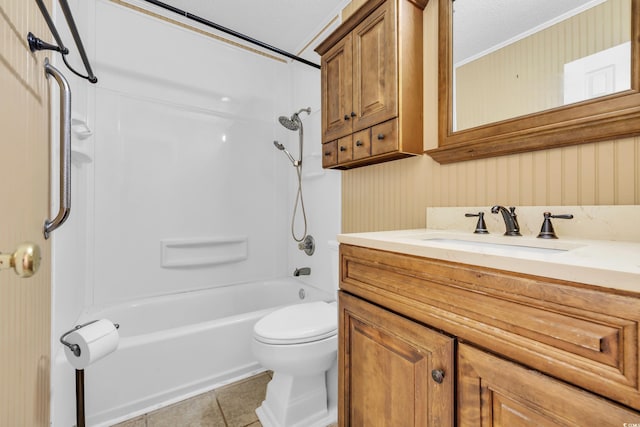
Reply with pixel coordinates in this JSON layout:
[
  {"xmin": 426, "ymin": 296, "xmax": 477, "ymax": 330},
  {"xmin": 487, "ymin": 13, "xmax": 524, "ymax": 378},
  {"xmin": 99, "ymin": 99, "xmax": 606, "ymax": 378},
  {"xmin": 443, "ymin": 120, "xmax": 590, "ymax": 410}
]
[{"xmin": 256, "ymin": 372, "xmax": 337, "ymax": 427}]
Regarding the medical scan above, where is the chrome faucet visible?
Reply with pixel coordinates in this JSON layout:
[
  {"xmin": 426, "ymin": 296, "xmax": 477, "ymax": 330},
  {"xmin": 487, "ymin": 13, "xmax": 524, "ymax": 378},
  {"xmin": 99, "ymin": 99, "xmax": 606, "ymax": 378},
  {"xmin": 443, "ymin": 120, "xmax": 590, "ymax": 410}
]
[
  {"xmin": 491, "ymin": 205, "xmax": 522, "ymax": 236},
  {"xmin": 293, "ymin": 267, "xmax": 311, "ymax": 276}
]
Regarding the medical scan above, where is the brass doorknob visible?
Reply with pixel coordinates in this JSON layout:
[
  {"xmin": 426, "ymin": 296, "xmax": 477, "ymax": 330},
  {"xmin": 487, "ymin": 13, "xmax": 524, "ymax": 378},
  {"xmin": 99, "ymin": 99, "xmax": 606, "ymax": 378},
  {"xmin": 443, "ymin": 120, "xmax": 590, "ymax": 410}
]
[{"xmin": 0, "ymin": 243, "xmax": 41, "ymax": 278}]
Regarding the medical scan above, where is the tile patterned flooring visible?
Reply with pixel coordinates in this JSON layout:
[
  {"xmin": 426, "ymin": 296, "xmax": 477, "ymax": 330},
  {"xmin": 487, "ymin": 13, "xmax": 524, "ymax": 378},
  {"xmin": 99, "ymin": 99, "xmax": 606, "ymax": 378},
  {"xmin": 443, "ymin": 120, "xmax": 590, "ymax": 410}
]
[{"xmin": 112, "ymin": 371, "xmax": 338, "ymax": 427}]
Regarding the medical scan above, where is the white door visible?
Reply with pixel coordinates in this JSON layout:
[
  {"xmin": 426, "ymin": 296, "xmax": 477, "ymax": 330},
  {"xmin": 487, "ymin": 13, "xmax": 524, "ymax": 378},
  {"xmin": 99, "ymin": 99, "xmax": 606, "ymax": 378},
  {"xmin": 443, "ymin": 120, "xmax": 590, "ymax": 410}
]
[{"xmin": 0, "ymin": 0, "xmax": 52, "ymax": 425}]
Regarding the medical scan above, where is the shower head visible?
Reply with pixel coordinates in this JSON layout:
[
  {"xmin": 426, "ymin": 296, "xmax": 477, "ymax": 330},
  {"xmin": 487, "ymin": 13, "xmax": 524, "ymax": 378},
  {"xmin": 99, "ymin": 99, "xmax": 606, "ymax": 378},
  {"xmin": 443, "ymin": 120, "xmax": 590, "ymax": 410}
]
[
  {"xmin": 278, "ymin": 107, "xmax": 311, "ymax": 131},
  {"xmin": 279, "ymin": 115, "xmax": 299, "ymax": 131},
  {"xmin": 273, "ymin": 140, "xmax": 298, "ymax": 166}
]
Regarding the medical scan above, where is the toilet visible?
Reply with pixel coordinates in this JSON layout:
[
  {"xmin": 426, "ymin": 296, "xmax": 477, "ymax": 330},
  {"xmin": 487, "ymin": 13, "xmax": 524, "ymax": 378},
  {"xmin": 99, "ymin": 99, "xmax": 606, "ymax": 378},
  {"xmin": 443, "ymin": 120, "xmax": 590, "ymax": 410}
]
[{"xmin": 252, "ymin": 242, "xmax": 339, "ymax": 427}]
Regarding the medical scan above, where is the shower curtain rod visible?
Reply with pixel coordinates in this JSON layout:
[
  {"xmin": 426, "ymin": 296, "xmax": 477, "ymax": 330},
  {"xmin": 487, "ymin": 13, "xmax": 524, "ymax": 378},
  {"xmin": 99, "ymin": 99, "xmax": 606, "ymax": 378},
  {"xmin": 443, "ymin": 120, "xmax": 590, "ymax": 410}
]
[
  {"xmin": 31, "ymin": 0, "xmax": 98, "ymax": 83},
  {"xmin": 139, "ymin": 0, "xmax": 322, "ymax": 70}
]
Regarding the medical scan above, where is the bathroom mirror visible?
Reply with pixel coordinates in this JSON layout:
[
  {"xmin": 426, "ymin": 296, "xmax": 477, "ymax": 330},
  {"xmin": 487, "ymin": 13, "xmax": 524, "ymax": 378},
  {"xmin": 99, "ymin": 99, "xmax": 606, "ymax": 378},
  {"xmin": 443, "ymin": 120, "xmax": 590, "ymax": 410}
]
[{"xmin": 427, "ymin": 0, "xmax": 640, "ymax": 164}]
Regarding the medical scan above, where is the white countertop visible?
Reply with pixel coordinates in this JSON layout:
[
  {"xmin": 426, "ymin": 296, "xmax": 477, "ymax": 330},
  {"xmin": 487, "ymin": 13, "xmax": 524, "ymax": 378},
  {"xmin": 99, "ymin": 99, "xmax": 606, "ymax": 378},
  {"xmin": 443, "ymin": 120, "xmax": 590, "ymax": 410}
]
[{"xmin": 338, "ymin": 229, "xmax": 640, "ymax": 294}]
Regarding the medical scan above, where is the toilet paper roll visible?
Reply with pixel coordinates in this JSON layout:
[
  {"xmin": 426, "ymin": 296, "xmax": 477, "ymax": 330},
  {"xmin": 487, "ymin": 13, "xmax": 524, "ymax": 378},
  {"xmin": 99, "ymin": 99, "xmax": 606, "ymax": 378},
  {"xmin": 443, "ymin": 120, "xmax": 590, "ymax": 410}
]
[{"xmin": 63, "ymin": 319, "xmax": 119, "ymax": 370}]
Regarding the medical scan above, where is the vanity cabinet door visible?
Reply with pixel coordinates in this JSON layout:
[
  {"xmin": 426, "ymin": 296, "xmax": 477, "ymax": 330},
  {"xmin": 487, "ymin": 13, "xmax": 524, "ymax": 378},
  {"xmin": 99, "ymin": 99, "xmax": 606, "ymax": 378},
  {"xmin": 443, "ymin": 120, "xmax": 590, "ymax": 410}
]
[
  {"xmin": 458, "ymin": 344, "xmax": 640, "ymax": 426},
  {"xmin": 339, "ymin": 291, "xmax": 454, "ymax": 427}
]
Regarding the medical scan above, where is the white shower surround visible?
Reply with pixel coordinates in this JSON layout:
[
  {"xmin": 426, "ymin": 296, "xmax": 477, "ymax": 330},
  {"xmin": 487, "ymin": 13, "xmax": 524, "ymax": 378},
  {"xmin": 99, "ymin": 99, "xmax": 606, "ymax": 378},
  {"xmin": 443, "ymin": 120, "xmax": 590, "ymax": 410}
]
[{"xmin": 51, "ymin": 0, "xmax": 341, "ymax": 425}]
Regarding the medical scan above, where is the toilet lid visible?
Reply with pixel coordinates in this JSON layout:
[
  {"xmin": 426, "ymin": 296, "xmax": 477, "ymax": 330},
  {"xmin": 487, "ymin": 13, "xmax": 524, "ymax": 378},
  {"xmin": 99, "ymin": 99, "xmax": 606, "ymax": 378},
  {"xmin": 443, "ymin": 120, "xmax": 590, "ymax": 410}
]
[{"xmin": 254, "ymin": 301, "xmax": 337, "ymax": 345}]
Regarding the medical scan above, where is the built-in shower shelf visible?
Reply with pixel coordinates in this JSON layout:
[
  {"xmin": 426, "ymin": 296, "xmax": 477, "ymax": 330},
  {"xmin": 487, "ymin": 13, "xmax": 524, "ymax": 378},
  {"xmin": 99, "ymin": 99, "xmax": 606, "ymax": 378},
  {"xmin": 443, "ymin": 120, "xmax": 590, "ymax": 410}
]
[
  {"xmin": 160, "ymin": 236, "xmax": 248, "ymax": 268},
  {"xmin": 72, "ymin": 118, "xmax": 93, "ymax": 140}
]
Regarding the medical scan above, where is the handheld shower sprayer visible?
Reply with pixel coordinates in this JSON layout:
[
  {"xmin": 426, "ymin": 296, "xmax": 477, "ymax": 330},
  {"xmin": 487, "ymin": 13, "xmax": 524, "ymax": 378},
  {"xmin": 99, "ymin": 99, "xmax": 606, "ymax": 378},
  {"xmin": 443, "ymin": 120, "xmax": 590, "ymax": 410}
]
[{"xmin": 273, "ymin": 141, "xmax": 298, "ymax": 166}]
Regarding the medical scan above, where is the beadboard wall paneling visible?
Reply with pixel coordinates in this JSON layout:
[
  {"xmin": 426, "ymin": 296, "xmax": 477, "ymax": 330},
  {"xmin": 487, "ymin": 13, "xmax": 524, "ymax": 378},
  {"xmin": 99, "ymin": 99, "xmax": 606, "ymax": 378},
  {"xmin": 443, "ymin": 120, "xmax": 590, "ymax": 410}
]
[
  {"xmin": 343, "ymin": 137, "xmax": 640, "ymax": 232},
  {"xmin": 0, "ymin": 0, "xmax": 52, "ymax": 425},
  {"xmin": 341, "ymin": 0, "xmax": 640, "ymax": 233}
]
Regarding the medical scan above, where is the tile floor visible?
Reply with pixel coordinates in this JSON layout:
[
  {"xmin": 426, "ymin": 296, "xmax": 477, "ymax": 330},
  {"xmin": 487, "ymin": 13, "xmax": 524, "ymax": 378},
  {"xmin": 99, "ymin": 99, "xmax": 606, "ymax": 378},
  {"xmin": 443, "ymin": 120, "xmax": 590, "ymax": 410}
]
[{"xmin": 112, "ymin": 371, "xmax": 338, "ymax": 427}]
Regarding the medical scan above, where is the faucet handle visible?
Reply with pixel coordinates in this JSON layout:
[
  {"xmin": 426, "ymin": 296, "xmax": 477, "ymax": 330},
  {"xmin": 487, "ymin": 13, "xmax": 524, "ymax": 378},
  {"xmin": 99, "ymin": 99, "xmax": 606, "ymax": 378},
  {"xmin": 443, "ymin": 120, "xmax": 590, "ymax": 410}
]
[
  {"xmin": 465, "ymin": 212, "xmax": 489, "ymax": 234},
  {"xmin": 537, "ymin": 212, "xmax": 574, "ymax": 239}
]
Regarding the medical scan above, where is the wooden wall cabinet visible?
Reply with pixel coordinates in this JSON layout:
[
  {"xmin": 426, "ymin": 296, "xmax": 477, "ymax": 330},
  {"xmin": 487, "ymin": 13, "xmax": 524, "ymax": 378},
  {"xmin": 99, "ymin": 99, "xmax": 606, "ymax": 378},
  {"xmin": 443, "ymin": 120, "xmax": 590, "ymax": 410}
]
[
  {"xmin": 338, "ymin": 244, "xmax": 640, "ymax": 426},
  {"xmin": 315, "ymin": 0, "xmax": 426, "ymax": 170}
]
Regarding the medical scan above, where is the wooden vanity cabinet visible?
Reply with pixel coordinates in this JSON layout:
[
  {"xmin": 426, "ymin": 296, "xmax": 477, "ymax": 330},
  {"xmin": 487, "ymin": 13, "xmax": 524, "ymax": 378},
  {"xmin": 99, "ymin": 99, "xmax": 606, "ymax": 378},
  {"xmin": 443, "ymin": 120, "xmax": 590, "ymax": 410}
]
[
  {"xmin": 338, "ymin": 244, "xmax": 640, "ymax": 426},
  {"xmin": 315, "ymin": 0, "xmax": 426, "ymax": 169}
]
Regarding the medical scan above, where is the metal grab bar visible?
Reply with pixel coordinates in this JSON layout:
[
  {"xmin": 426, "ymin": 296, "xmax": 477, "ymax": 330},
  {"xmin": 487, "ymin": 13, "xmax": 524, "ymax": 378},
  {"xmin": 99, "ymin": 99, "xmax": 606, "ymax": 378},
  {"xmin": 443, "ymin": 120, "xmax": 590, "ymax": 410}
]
[{"xmin": 43, "ymin": 59, "xmax": 72, "ymax": 239}]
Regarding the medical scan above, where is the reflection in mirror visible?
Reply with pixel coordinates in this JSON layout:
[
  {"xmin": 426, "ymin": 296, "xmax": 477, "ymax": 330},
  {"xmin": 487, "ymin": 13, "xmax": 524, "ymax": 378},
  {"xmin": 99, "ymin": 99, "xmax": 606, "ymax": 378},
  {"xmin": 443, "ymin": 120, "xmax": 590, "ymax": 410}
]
[
  {"xmin": 453, "ymin": 0, "xmax": 631, "ymax": 131},
  {"xmin": 429, "ymin": 0, "xmax": 640, "ymax": 164}
]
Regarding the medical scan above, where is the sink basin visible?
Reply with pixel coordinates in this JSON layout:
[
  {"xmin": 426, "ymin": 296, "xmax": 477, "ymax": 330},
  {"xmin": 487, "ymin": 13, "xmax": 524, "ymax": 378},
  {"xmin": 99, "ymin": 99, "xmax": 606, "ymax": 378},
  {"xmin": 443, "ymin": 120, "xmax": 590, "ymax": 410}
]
[{"xmin": 420, "ymin": 237, "xmax": 574, "ymax": 255}]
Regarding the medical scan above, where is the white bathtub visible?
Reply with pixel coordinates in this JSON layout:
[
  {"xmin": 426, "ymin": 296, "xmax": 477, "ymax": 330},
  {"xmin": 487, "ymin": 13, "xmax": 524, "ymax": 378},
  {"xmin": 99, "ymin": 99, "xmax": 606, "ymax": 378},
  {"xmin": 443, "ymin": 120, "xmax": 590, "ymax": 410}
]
[{"xmin": 52, "ymin": 278, "xmax": 334, "ymax": 427}]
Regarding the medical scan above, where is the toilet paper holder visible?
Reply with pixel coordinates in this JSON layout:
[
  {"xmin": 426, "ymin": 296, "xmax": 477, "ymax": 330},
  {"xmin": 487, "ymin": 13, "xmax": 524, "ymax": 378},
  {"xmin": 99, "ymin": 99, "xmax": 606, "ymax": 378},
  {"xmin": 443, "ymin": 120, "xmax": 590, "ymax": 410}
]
[{"xmin": 60, "ymin": 320, "xmax": 120, "ymax": 357}]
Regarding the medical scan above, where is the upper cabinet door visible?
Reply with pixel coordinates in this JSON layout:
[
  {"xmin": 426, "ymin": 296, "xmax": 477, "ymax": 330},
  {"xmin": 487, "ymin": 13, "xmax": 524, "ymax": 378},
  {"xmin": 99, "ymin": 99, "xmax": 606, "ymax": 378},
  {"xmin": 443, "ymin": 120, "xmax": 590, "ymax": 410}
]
[
  {"xmin": 321, "ymin": 33, "xmax": 353, "ymax": 142},
  {"xmin": 351, "ymin": 0, "xmax": 397, "ymax": 132}
]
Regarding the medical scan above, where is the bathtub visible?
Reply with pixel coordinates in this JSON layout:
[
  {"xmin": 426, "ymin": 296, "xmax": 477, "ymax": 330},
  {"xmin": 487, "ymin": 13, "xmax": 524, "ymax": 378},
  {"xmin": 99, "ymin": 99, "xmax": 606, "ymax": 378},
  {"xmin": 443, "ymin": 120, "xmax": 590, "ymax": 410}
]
[{"xmin": 52, "ymin": 278, "xmax": 334, "ymax": 427}]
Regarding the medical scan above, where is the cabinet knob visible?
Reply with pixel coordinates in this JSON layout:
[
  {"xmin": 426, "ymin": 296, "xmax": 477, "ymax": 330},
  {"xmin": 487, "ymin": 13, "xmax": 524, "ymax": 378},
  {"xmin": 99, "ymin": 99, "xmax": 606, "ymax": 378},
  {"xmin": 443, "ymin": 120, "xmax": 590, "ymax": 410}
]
[
  {"xmin": 344, "ymin": 114, "xmax": 350, "ymax": 121},
  {"xmin": 377, "ymin": 133, "xmax": 385, "ymax": 140},
  {"xmin": 356, "ymin": 140, "xmax": 363, "ymax": 147},
  {"xmin": 324, "ymin": 151, "xmax": 331, "ymax": 156},
  {"xmin": 431, "ymin": 369, "xmax": 445, "ymax": 384},
  {"xmin": 339, "ymin": 146, "xmax": 347, "ymax": 152},
  {"xmin": 350, "ymin": 111, "xmax": 356, "ymax": 117}
]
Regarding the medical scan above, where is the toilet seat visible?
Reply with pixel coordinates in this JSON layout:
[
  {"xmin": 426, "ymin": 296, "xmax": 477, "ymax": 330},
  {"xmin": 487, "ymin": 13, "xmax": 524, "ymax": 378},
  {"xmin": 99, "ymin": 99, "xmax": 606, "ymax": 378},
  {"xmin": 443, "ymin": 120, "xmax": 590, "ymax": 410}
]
[{"xmin": 254, "ymin": 301, "xmax": 337, "ymax": 345}]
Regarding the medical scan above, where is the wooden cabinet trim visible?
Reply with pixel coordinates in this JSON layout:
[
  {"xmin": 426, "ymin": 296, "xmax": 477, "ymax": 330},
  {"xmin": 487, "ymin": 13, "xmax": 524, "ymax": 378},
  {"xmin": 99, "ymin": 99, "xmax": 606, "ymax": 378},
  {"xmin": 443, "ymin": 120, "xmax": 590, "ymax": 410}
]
[
  {"xmin": 340, "ymin": 244, "xmax": 640, "ymax": 410},
  {"xmin": 315, "ymin": 0, "xmax": 427, "ymax": 56}
]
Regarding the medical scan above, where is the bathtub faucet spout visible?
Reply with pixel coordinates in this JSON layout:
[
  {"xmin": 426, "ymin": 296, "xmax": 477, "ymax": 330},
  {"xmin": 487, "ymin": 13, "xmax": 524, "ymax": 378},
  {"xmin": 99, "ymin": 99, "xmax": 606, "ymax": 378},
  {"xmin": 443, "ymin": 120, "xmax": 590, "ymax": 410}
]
[{"xmin": 293, "ymin": 267, "xmax": 311, "ymax": 276}]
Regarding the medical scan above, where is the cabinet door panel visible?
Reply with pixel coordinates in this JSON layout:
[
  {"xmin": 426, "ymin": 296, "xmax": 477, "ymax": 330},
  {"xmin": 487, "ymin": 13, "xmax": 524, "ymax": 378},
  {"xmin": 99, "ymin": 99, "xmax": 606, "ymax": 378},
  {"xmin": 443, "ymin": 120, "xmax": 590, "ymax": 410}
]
[
  {"xmin": 321, "ymin": 34, "xmax": 353, "ymax": 142},
  {"xmin": 352, "ymin": 0, "xmax": 397, "ymax": 132},
  {"xmin": 458, "ymin": 344, "xmax": 640, "ymax": 426},
  {"xmin": 339, "ymin": 291, "xmax": 454, "ymax": 427}
]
